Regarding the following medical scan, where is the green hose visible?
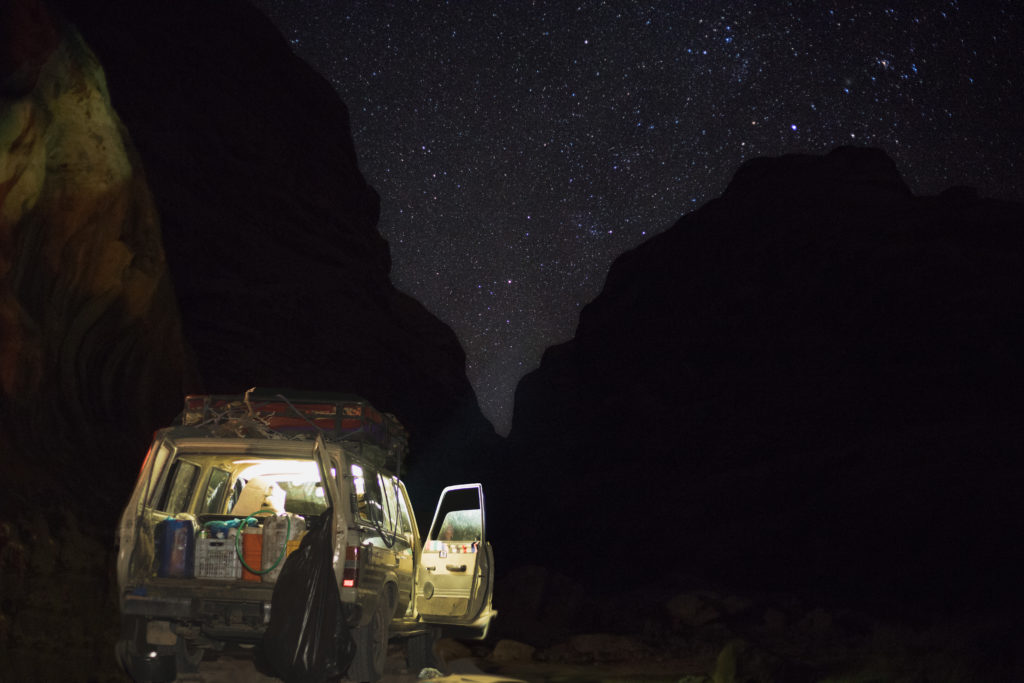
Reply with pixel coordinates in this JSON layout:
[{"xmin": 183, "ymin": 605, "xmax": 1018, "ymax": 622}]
[{"xmin": 234, "ymin": 510, "xmax": 291, "ymax": 575}]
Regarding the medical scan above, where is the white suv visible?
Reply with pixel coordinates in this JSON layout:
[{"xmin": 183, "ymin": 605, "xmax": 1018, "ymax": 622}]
[{"xmin": 115, "ymin": 390, "xmax": 495, "ymax": 682}]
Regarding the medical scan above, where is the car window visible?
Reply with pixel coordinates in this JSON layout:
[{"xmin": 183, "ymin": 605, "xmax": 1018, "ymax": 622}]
[
  {"xmin": 227, "ymin": 478, "xmax": 243, "ymax": 512},
  {"xmin": 379, "ymin": 473, "xmax": 399, "ymax": 534},
  {"xmin": 394, "ymin": 481, "xmax": 414, "ymax": 536},
  {"xmin": 276, "ymin": 479, "xmax": 327, "ymax": 515},
  {"xmin": 429, "ymin": 487, "xmax": 483, "ymax": 542},
  {"xmin": 351, "ymin": 463, "xmax": 383, "ymax": 525},
  {"xmin": 157, "ymin": 460, "xmax": 200, "ymax": 513},
  {"xmin": 436, "ymin": 509, "xmax": 481, "ymax": 542},
  {"xmin": 201, "ymin": 468, "xmax": 231, "ymax": 513}
]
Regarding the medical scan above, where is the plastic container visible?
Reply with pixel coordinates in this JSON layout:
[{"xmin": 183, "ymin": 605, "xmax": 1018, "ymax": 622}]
[
  {"xmin": 203, "ymin": 521, "xmax": 233, "ymax": 539},
  {"xmin": 261, "ymin": 514, "xmax": 307, "ymax": 583},
  {"xmin": 241, "ymin": 526, "xmax": 263, "ymax": 581},
  {"xmin": 156, "ymin": 518, "xmax": 195, "ymax": 578},
  {"xmin": 194, "ymin": 529, "xmax": 241, "ymax": 580}
]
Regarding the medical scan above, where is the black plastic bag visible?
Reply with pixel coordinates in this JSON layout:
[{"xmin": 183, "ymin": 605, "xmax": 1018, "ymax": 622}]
[{"xmin": 260, "ymin": 509, "xmax": 356, "ymax": 683}]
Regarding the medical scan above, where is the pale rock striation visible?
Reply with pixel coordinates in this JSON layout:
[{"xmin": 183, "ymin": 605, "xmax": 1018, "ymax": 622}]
[{"xmin": 0, "ymin": 0, "xmax": 190, "ymax": 497}]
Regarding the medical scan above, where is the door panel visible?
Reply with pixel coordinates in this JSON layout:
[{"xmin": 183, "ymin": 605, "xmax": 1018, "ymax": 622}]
[{"xmin": 417, "ymin": 484, "xmax": 492, "ymax": 624}]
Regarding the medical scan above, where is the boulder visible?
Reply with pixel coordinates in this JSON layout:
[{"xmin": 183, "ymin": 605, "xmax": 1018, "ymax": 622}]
[
  {"xmin": 486, "ymin": 639, "xmax": 536, "ymax": 664},
  {"xmin": 667, "ymin": 592, "xmax": 723, "ymax": 629},
  {"xmin": 566, "ymin": 633, "xmax": 651, "ymax": 663}
]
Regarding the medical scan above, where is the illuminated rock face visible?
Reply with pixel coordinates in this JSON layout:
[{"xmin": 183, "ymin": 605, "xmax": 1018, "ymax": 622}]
[
  {"xmin": 0, "ymin": 3, "xmax": 190, "ymax": 489},
  {"xmin": 507, "ymin": 147, "xmax": 1024, "ymax": 611}
]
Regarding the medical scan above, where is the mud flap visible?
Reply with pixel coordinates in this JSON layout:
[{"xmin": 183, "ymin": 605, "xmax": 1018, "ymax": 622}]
[{"xmin": 259, "ymin": 509, "xmax": 355, "ymax": 682}]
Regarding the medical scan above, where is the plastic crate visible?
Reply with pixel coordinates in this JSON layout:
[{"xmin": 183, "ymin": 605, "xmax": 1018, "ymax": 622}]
[{"xmin": 194, "ymin": 534, "xmax": 242, "ymax": 580}]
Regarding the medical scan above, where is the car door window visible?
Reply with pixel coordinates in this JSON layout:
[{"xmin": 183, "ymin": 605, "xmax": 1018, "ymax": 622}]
[
  {"xmin": 201, "ymin": 468, "xmax": 231, "ymax": 513},
  {"xmin": 429, "ymin": 486, "xmax": 484, "ymax": 543},
  {"xmin": 156, "ymin": 460, "xmax": 199, "ymax": 513}
]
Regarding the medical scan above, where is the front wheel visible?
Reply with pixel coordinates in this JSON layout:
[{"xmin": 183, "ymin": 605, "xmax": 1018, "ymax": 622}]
[
  {"xmin": 406, "ymin": 627, "xmax": 443, "ymax": 674},
  {"xmin": 347, "ymin": 591, "xmax": 392, "ymax": 682}
]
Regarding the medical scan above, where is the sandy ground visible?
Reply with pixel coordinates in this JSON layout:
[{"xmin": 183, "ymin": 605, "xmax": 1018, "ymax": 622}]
[
  {"xmin": 174, "ymin": 645, "xmax": 694, "ymax": 683},
  {"xmin": 175, "ymin": 648, "xmax": 528, "ymax": 683}
]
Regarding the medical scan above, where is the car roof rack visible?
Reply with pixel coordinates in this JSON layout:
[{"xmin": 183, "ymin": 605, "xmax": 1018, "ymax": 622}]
[{"xmin": 176, "ymin": 388, "xmax": 408, "ymax": 468}]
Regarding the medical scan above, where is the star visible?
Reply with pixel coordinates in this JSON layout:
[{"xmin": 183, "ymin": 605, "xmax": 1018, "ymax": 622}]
[{"xmin": 250, "ymin": 0, "xmax": 1022, "ymax": 433}]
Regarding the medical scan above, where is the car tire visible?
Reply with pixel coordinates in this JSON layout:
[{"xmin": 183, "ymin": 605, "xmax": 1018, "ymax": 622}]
[
  {"xmin": 175, "ymin": 637, "xmax": 205, "ymax": 674},
  {"xmin": 348, "ymin": 590, "xmax": 392, "ymax": 682},
  {"xmin": 115, "ymin": 638, "xmax": 176, "ymax": 683},
  {"xmin": 406, "ymin": 627, "xmax": 443, "ymax": 674}
]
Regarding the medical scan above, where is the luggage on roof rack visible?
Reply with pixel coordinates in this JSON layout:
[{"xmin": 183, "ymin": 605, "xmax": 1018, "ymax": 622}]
[{"xmin": 178, "ymin": 388, "xmax": 408, "ymax": 461}]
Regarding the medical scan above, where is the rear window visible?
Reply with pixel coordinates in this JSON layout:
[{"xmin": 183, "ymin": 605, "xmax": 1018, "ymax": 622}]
[{"xmin": 148, "ymin": 454, "xmax": 328, "ymax": 518}]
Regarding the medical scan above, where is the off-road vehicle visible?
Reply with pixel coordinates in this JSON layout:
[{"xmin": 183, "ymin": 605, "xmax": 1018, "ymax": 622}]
[{"xmin": 115, "ymin": 389, "xmax": 495, "ymax": 682}]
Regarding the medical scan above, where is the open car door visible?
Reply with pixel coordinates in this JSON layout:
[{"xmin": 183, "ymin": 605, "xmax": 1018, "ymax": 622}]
[
  {"xmin": 416, "ymin": 484, "xmax": 495, "ymax": 637},
  {"xmin": 310, "ymin": 436, "xmax": 346, "ymax": 588}
]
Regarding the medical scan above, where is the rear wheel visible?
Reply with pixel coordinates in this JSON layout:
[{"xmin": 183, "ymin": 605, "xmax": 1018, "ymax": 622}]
[
  {"xmin": 175, "ymin": 637, "xmax": 205, "ymax": 674},
  {"xmin": 348, "ymin": 591, "xmax": 393, "ymax": 682},
  {"xmin": 115, "ymin": 638, "xmax": 176, "ymax": 683}
]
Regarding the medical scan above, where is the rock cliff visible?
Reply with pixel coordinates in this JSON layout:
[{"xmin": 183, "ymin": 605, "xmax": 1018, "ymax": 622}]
[
  {"xmin": 0, "ymin": 0, "xmax": 190, "ymax": 502},
  {"xmin": 1, "ymin": 4, "xmax": 190, "ymax": 677},
  {"xmin": 50, "ymin": 0, "xmax": 499, "ymax": 479},
  {"xmin": 506, "ymin": 147, "xmax": 1024, "ymax": 615}
]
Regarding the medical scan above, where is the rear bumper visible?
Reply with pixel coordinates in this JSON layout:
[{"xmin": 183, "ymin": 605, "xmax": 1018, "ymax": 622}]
[
  {"xmin": 123, "ymin": 593, "xmax": 193, "ymax": 618},
  {"xmin": 121, "ymin": 582, "xmax": 275, "ymax": 642}
]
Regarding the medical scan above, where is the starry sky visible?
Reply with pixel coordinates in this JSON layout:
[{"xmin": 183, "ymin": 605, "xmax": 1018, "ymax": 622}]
[{"xmin": 248, "ymin": 0, "xmax": 1021, "ymax": 434}]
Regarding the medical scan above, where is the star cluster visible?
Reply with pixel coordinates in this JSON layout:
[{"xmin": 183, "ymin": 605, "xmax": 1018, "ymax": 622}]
[{"xmin": 250, "ymin": 0, "xmax": 1021, "ymax": 433}]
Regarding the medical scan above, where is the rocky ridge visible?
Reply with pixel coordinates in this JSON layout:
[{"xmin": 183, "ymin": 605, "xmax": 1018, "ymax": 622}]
[{"xmin": 505, "ymin": 147, "xmax": 1024, "ymax": 618}]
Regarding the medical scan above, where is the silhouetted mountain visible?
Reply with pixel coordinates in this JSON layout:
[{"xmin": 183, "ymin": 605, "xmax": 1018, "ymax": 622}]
[{"xmin": 504, "ymin": 147, "xmax": 1024, "ymax": 616}]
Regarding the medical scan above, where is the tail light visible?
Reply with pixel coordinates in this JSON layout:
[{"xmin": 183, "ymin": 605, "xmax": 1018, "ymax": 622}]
[{"xmin": 343, "ymin": 545, "xmax": 359, "ymax": 588}]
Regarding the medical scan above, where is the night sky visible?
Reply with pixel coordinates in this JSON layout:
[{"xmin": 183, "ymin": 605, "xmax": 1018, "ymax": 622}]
[{"xmin": 248, "ymin": 0, "xmax": 1021, "ymax": 434}]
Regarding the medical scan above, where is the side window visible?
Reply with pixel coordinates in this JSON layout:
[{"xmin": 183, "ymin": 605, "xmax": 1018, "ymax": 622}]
[
  {"xmin": 351, "ymin": 464, "xmax": 383, "ymax": 525},
  {"xmin": 363, "ymin": 469, "xmax": 384, "ymax": 525},
  {"xmin": 429, "ymin": 487, "xmax": 483, "ymax": 543},
  {"xmin": 394, "ymin": 482, "xmax": 413, "ymax": 536},
  {"xmin": 156, "ymin": 460, "xmax": 200, "ymax": 513},
  {"xmin": 201, "ymin": 468, "xmax": 231, "ymax": 513},
  {"xmin": 379, "ymin": 474, "xmax": 398, "ymax": 533},
  {"xmin": 350, "ymin": 464, "xmax": 364, "ymax": 518}
]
